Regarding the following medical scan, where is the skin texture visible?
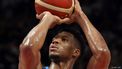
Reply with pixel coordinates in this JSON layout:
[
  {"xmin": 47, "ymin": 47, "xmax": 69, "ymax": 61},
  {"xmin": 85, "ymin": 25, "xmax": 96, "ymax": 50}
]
[
  {"xmin": 18, "ymin": 0, "xmax": 111, "ymax": 69},
  {"xmin": 49, "ymin": 31, "xmax": 80, "ymax": 69},
  {"xmin": 49, "ymin": 32, "xmax": 76, "ymax": 59}
]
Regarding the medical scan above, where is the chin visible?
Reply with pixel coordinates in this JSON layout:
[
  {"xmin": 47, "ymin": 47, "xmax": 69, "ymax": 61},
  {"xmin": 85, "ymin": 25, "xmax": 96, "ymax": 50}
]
[
  {"xmin": 49, "ymin": 53, "xmax": 60, "ymax": 60},
  {"xmin": 49, "ymin": 51, "xmax": 59, "ymax": 56}
]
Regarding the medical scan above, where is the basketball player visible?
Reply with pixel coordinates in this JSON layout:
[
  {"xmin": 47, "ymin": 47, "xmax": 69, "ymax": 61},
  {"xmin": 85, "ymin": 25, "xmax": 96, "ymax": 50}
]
[{"xmin": 18, "ymin": 0, "xmax": 111, "ymax": 69}]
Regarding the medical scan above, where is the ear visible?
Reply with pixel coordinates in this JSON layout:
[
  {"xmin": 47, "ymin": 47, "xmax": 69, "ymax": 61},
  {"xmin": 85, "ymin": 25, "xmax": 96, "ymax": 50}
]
[{"xmin": 72, "ymin": 49, "xmax": 80, "ymax": 57}]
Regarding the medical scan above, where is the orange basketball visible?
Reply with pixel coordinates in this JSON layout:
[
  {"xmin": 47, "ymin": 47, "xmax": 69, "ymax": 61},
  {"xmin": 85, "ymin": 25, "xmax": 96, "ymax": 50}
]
[{"xmin": 35, "ymin": 0, "xmax": 74, "ymax": 19}]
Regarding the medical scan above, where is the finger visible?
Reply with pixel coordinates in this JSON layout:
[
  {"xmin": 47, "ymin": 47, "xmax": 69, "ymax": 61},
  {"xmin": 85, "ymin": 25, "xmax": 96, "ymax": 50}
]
[
  {"xmin": 75, "ymin": 0, "xmax": 79, "ymax": 4},
  {"xmin": 74, "ymin": 0, "xmax": 80, "ymax": 7},
  {"xmin": 36, "ymin": 14, "xmax": 44, "ymax": 20},
  {"xmin": 59, "ymin": 18, "xmax": 72, "ymax": 24},
  {"xmin": 52, "ymin": 15, "xmax": 62, "ymax": 25},
  {"xmin": 36, "ymin": 14, "xmax": 40, "ymax": 19},
  {"xmin": 74, "ymin": 0, "xmax": 76, "ymax": 4},
  {"xmin": 36, "ymin": 11, "xmax": 49, "ymax": 20},
  {"xmin": 60, "ymin": 18, "xmax": 70, "ymax": 23}
]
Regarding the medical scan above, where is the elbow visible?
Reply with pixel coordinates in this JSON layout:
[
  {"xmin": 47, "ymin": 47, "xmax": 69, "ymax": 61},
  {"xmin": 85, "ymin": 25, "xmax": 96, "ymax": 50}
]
[
  {"xmin": 19, "ymin": 43, "xmax": 35, "ymax": 60},
  {"xmin": 97, "ymin": 49, "xmax": 111, "ymax": 68},
  {"xmin": 19, "ymin": 43, "xmax": 33, "ymax": 55},
  {"xmin": 19, "ymin": 43, "xmax": 31, "ymax": 51},
  {"xmin": 19, "ymin": 44, "xmax": 36, "ymax": 68},
  {"xmin": 96, "ymin": 48, "xmax": 111, "ymax": 60},
  {"xmin": 19, "ymin": 36, "xmax": 40, "ymax": 52},
  {"xmin": 19, "ymin": 39, "xmax": 34, "ymax": 53},
  {"xmin": 19, "ymin": 37, "xmax": 34, "ymax": 51},
  {"xmin": 99, "ymin": 48, "xmax": 111, "ymax": 56},
  {"xmin": 103, "ymin": 49, "xmax": 111, "ymax": 60}
]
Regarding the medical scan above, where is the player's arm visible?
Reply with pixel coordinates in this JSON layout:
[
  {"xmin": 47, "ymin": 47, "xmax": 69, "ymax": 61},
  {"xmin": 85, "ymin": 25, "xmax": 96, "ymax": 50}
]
[
  {"xmin": 18, "ymin": 12, "xmax": 62, "ymax": 69},
  {"xmin": 73, "ymin": 0, "xmax": 111, "ymax": 69},
  {"xmin": 78, "ymin": 13, "xmax": 111, "ymax": 69}
]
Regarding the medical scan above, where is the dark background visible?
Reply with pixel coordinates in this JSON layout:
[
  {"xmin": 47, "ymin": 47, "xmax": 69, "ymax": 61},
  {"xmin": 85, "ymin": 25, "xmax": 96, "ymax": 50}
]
[{"xmin": 0, "ymin": 0, "xmax": 122, "ymax": 69}]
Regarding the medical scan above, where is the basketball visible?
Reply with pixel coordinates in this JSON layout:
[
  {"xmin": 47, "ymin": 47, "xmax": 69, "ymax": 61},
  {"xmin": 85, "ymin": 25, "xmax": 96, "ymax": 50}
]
[{"xmin": 35, "ymin": 0, "xmax": 74, "ymax": 19}]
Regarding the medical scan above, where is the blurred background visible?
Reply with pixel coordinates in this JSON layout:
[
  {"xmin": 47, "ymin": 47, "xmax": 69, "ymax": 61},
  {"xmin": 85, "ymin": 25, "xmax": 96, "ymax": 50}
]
[{"xmin": 0, "ymin": 0, "xmax": 122, "ymax": 69}]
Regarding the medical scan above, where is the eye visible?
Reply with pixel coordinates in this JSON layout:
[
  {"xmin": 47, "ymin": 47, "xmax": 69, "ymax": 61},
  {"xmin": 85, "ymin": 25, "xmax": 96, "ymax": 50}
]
[{"xmin": 62, "ymin": 38, "xmax": 68, "ymax": 42}]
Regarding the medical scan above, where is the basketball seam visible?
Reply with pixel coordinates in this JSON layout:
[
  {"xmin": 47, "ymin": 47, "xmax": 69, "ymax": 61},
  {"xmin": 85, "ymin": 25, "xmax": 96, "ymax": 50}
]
[{"xmin": 35, "ymin": 0, "xmax": 74, "ymax": 14}]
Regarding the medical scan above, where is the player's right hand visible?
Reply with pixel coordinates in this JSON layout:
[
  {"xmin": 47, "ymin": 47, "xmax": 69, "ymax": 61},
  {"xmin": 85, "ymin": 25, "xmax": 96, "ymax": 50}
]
[{"xmin": 36, "ymin": 11, "xmax": 71, "ymax": 28}]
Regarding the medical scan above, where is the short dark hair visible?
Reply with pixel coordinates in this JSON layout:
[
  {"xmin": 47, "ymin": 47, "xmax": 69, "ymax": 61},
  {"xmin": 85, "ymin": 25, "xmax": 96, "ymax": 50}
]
[
  {"xmin": 51, "ymin": 23, "xmax": 85, "ymax": 51},
  {"xmin": 41, "ymin": 23, "xmax": 91, "ymax": 69}
]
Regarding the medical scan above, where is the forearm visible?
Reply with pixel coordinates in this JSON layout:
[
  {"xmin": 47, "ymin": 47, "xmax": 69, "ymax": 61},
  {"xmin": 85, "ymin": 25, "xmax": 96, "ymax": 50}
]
[
  {"xmin": 77, "ymin": 12, "xmax": 110, "ymax": 57},
  {"xmin": 22, "ymin": 16, "xmax": 53, "ymax": 50},
  {"xmin": 78, "ymin": 12, "xmax": 111, "ymax": 68},
  {"xmin": 19, "ymin": 15, "xmax": 54, "ymax": 69},
  {"xmin": 73, "ymin": 0, "xmax": 111, "ymax": 68}
]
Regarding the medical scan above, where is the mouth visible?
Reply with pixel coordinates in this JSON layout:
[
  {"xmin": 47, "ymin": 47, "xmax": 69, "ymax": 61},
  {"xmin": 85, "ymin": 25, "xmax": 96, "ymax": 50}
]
[{"xmin": 49, "ymin": 44, "xmax": 58, "ymax": 51}]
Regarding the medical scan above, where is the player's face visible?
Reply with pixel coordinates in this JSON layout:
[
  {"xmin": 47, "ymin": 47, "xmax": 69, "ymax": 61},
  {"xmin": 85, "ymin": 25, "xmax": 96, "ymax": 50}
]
[{"xmin": 49, "ymin": 31, "xmax": 76, "ymax": 59}]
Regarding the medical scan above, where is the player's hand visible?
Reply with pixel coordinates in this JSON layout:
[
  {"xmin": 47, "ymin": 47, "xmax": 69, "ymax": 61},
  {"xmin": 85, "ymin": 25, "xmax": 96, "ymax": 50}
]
[
  {"xmin": 36, "ymin": 11, "xmax": 60, "ymax": 23},
  {"xmin": 62, "ymin": 0, "xmax": 84, "ymax": 24},
  {"xmin": 36, "ymin": 11, "xmax": 72, "ymax": 28},
  {"xmin": 74, "ymin": 0, "xmax": 83, "ymax": 14},
  {"xmin": 70, "ymin": 0, "xmax": 84, "ymax": 23}
]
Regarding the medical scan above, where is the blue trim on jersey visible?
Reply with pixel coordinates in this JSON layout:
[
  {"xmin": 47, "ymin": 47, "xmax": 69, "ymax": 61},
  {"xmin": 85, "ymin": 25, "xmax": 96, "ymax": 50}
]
[{"xmin": 42, "ymin": 66, "xmax": 49, "ymax": 69}]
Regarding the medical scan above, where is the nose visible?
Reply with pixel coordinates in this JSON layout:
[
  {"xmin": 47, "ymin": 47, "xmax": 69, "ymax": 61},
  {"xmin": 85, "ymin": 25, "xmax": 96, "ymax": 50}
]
[{"xmin": 52, "ymin": 38, "xmax": 60, "ymax": 44}]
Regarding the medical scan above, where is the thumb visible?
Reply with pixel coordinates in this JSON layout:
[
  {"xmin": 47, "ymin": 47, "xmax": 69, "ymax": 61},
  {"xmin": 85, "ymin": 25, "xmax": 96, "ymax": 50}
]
[
  {"xmin": 59, "ymin": 18, "xmax": 72, "ymax": 25},
  {"xmin": 36, "ymin": 12, "xmax": 48, "ymax": 20}
]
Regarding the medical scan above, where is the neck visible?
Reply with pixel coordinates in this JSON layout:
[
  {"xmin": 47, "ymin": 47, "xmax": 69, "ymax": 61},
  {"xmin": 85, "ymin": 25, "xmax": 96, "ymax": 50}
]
[{"xmin": 49, "ymin": 58, "xmax": 75, "ymax": 69}]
